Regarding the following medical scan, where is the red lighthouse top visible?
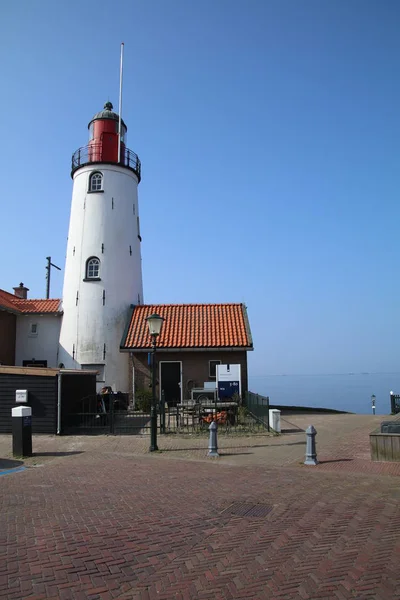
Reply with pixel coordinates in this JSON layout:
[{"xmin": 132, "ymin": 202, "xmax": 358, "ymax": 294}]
[
  {"xmin": 71, "ymin": 102, "xmax": 141, "ymax": 181},
  {"xmin": 88, "ymin": 101, "xmax": 127, "ymax": 162}
]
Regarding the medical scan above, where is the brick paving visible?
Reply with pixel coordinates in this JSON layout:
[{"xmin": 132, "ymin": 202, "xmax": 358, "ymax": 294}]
[{"xmin": 1, "ymin": 413, "xmax": 400, "ymax": 599}]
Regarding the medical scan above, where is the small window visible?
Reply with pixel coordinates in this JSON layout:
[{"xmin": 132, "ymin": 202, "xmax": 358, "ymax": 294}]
[
  {"xmin": 86, "ymin": 257, "xmax": 100, "ymax": 279},
  {"xmin": 89, "ymin": 172, "xmax": 103, "ymax": 192},
  {"xmin": 29, "ymin": 323, "xmax": 38, "ymax": 337},
  {"xmin": 209, "ymin": 360, "xmax": 221, "ymax": 378}
]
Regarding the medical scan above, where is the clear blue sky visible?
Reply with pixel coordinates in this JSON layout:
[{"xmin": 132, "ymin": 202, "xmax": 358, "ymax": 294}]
[{"xmin": 1, "ymin": 0, "xmax": 399, "ymax": 376}]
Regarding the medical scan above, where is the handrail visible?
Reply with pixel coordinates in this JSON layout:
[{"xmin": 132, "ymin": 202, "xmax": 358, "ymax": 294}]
[{"xmin": 71, "ymin": 143, "xmax": 141, "ymax": 181}]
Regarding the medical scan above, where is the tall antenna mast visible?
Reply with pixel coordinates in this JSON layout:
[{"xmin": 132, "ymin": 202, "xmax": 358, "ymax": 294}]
[{"xmin": 117, "ymin": 42, "xmax": 124, "ymax": 164}]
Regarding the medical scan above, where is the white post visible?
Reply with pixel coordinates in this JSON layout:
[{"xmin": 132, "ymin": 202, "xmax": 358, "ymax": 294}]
[
  {"xmin": 269, "ymin": 409, "xmax": 281, "ymax": 433},
  {"xmin": 117, "ymin": 42, "xmax": 124, "ymax": 164}
]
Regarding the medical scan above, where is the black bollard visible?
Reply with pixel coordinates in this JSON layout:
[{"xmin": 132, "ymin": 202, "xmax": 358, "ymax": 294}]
[{"xmin": 12, "ymin": 406, "xmax": 32, "ymax": 458}]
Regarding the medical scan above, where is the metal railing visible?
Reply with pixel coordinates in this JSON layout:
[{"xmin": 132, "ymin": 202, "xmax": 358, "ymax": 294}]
[
  {"xmin": 61, "ymin": 391, "xmax": 272, "ymax": 436},
  {"xmin": 244, "ymin": 391, "xmax": 270, "ymax": 431},
  {"xmin": 71, "ymin": 143, "xmax": 141, "ymax": 180},
  {"xmin": 62, "ymin": 393, "xmax": 152, "ymax": 435}
]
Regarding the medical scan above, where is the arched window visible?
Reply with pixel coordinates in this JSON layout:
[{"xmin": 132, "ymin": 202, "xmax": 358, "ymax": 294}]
[
  {"xmin": 89, "ymin": 172, "xmax": 103, "ymax": 192},
  {"xmin": 86, "ymin": 257, "xmax": 100, "ymax": 279}
]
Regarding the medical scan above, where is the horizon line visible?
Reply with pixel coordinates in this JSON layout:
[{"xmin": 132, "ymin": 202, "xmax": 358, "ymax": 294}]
[{"xmin": 249, "ymin": 372, "xmax": 400, "ymax": 378}]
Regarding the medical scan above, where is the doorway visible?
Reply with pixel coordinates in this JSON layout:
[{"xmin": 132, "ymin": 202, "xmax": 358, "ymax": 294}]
[{"xmin": 159, "ymin": 362, "xmax": 182, "ymax": 407}]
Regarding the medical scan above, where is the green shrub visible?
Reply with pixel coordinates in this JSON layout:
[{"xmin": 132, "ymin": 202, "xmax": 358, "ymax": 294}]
[
  {"xmin": 135, "ymin": 388, "xmax": 152, "ymax": 412},
  {"xmin": 237, "ymin": 405, "xmax": 248, "ymax": 424}
]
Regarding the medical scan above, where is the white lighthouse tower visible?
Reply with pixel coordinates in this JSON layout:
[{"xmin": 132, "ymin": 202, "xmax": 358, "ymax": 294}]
[{"xmin": 58, "ymin": 101, "xmax": 143, "ymax": 392}]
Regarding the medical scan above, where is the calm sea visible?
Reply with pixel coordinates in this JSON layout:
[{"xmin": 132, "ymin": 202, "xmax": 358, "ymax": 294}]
[{"xmin": 248, "ymin": 373, "xmax": 400, "ymax": 415}]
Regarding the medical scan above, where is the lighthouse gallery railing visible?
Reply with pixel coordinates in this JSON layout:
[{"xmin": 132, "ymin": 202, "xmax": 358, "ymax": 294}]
[{"xmin": 71, "ymin": 143, "xmax": 141, "ymax": 181}]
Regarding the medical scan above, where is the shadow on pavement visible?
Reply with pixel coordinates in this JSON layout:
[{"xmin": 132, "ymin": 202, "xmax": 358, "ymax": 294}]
[
  {"xmin": 163, "ymin": 441, "xmax": 306, "ymax": 453},
  {"xmin": 32, "ymin": 451, "xmax": 84, "ymax": 458},
  {"xmin": 219, "ymin": 452, "xmax": 254, "ymax": 456},
  {"xmin": 282, "ymin": 428, "xmax": 306, "ymax": 434},
  {"xmin": 0, "ymin": 458, "xmax": 24, "ymax": 470},
  {"xmin": 280, "ymin": 418, "xmax": 306, "ymax": 433},
  {"xmin": 318, "ymin": 458, "xmax": 353, "ymax": 464}
]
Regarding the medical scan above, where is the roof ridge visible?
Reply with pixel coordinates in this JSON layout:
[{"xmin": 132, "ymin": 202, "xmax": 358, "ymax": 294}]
[
  {"xmin": 14, "ymin": 298, "xmax": 61, "ymax": 302},
  {"xmin": 136, "ymin": 302, "xmax": 244, "ymax": 307},
  {"xmin": 0, "ymin": 288, "xmax": 19, "ymax": 299}
]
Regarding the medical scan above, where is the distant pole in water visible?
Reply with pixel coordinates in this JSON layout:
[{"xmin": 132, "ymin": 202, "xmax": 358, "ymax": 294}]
[{"xmin": 371, "ymin": 394, "xmax": 376, "ymax": 415}]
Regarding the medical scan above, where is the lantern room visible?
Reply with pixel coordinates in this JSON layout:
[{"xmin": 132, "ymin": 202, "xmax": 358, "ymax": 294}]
[
  {"xmin": 88, "ymin": 101, "xmax": 127, "ymax": 163},
  {"xmin": 70, "ymin": 101, "xmax": 141, "ymax": 181}
]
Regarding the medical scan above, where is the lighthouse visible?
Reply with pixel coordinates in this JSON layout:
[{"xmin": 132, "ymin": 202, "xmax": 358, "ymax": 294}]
[{"xmin": 58, "ymin": 101, "xmax": 143, "ymax": 392}]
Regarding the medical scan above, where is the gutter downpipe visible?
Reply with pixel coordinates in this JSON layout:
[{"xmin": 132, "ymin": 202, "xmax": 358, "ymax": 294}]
[{"xmin": 57, "ymin": 371, "xmax": 63, "ymax": 435}]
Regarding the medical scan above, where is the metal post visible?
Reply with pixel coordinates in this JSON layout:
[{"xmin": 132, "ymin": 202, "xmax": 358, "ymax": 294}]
[
  {"xmin": 371, "ymin": 394, "xmax": 376, "ymax": 415},
  {"xmin": 109, "ymin": 392, "xmax": 115, "ymax": 435},
  {"xmin": 46, "ymin": 256, "xmax": 51, "ymax": 299},
  {"xmin": 118, "ymin": 42, "xmax": 124, "ymax": 164},
  {"xmin": 149, "ymin": 339, "xmax": 158, "ymax": 451},
  {"xmin": 45, "ymin": 256, "xmax": 61, "ymax": 299},
  {"xmin": 208, "ymin": 420, "xmax": 219, "ymax": 457},
  {"xmin": 304, "ymin": 425, "xmax": 318, "ymax": 465},
  {"xmin": 160, "ymin": 390, "xmax": 166, "ymax": 434}
]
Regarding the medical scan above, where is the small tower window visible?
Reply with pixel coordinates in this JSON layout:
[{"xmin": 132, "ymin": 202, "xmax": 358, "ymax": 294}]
[
  {"xmin": 85, "ymin": 257, "xmax": 100, "ymax": 280},
  {"xmin": 89, "ymin": 172, "xmax": 103, "ymax": 192}
]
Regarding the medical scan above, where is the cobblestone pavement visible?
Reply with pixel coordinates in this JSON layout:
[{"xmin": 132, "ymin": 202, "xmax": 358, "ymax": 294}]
[{"xmin": 1, "ymin": 414, "xmax": 400, "ymax": 599}]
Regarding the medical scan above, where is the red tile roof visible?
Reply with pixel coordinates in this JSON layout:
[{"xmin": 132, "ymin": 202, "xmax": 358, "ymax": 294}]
[
  {"xmin": 0, "ymin": 289, "xmax": 19, "ymax": 312},
  {"xmin": 13, "ymin": 298, "xmax": 61, "ymax": 314},
  {"xmin": 121, "ymin": 304, "xmax": 253, "ymax": 350},
  {"xmin": 0, "ymin": 290, "xmax": 61, "ymax": 314}
]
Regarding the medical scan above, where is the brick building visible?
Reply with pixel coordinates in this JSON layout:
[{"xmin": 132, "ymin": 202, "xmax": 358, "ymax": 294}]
[{"xmin": 120, "ymin": 303, "xmax": 253, "ymax": 405}]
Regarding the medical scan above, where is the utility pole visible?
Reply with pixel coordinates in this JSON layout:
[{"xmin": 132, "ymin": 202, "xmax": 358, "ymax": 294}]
[{"xmin": 46, "ymin": 257, "xmax": 61, "ymax": 299}]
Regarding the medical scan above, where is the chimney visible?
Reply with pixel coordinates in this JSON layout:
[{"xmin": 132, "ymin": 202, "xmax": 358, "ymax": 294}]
[{"xmin": 13, "ymin": 282, "xmax": 29, "ymax": 299}]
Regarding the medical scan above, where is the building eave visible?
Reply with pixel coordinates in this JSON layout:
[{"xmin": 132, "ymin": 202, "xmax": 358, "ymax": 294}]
[
  {"xmin": 120, "ymin": 346, "xmax": 254, "ymax": 353},
  {"xmin": 0, "ymin": 306, "xmax": 19, "ymax": 315},
  {"xmin": 18, "ymin": 312, "xmax": 63, "ymax": 317}
]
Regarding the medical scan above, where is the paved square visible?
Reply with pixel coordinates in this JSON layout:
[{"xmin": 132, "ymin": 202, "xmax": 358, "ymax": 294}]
[{"xmin": 1, "ymin": 414, "xmax": 400, "ymax": 599}]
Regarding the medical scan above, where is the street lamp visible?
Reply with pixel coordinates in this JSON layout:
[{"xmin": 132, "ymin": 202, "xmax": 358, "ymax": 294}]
[
  {"xmin": 146, "ymin": 313, "xmax": 164, "ymax": 452},
  {"xmin": 371, "ymin": 394, "xmax": 376, "ymax": 415}
]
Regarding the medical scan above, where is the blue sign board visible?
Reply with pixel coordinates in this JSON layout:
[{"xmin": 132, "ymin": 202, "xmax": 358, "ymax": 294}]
[
  {"xmin": 218, "ymin": 381, "xmax": 240, "ymax": 399},
  {"xmin": 23, "ymin": 416, "xmax": 32, "ymax": 427}
]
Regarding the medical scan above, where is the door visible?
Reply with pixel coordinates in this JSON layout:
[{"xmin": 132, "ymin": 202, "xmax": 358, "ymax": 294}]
[
  {"xmin": 160, "ymin": 362, "xmax": 181, "ymax": 407},
  {"xmin": 100, "ymin": 132, "xmax": 118, "ymax": 162}
]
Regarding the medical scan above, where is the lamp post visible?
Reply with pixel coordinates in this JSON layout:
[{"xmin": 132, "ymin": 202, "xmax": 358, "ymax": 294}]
[
  {"xmin": 146, "ymin": 313, "xmax": 164, "ymax": 452},
  {"xmin": 371, "ymin": 394, "xmax": 376, "ymax": 415}
]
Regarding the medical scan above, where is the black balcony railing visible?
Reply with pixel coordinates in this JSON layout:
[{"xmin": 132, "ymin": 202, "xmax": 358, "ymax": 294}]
[{"xmin": 71, "ymin": 143, "xmax": 141, "ymax": 181}]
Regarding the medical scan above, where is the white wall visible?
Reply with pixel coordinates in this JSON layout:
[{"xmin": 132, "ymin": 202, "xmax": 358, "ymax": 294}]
[
  {"xmin": 58, "ymin": 163, "xmax": 143, "ymax": 392},
  {"xmin": 15, "ymin": 314, "xmax": 62, "ymax": 367}
]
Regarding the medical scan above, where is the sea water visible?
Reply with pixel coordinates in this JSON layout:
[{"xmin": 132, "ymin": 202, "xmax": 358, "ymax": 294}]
[{"xmin": 248, "ymin": 373, "xmax": 400, "ymax": 415}]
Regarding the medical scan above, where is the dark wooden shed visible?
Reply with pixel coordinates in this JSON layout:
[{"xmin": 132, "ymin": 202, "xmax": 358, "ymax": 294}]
[{"xmin": 0, "ymin": 366, "xmax": 96, "ymax": 434}]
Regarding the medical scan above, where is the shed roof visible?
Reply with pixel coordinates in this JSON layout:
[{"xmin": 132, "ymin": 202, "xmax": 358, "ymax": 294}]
[{"xmin": 121, "ymin": 303, "xmax": 253, "ymax": 351}]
